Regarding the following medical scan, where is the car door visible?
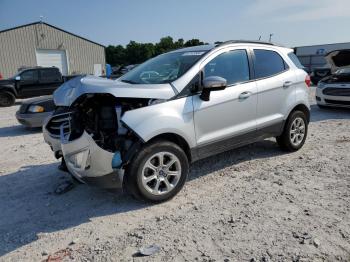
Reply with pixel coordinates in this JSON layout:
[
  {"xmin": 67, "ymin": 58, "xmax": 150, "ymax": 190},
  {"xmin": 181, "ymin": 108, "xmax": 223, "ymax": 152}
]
[
  {"xmin": 252, "ymin": 49, "xmax": 296, "ymax": 134},
  {"xmin": 38, "ymin": 68, "xmax": 63, "ymax": 95},
  {"xmin": 16, "ymin": 70, "xmax": 40, "ymax": 98},
  {"xmin": 192, "ymin": 49, "xmax": 258, "ymax": 158}
]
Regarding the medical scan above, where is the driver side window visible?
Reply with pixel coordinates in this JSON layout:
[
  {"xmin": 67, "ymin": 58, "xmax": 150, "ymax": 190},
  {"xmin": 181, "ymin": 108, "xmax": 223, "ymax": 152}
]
[
  {"xmin": 20, "ymin": 70, "xmax": 38, "ymax": 81},
  {"xmin": 204, "ymin": 49, "xmax": 250, "ymax": 86}
]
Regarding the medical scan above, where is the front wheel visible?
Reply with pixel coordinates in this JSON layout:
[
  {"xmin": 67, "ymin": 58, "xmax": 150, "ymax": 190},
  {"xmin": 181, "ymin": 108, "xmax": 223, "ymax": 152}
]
[
  {"xmin": 276, "ymin": 110, "xmax": 308, "ymax": 152},
  {"xmin": 125, "ymin": 140, "xmax": 189, "ymax": 202},
  {"xmin": 0, "ymin": 91, "xmax": 15, "ymax": 107}
]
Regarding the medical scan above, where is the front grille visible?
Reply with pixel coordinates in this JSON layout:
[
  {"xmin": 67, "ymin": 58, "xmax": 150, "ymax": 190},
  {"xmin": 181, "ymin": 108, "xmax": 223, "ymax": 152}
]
[
  {"xmin": 323, "ymin": 87, "xmax": 350, "ymax": 96},
  {"xmin": 324, "ymin": 99, "xmax": 350, "ymax": 106},
  {"xmin": 46, "ymin": 112, "xmax": 72, "ymax": 138}
]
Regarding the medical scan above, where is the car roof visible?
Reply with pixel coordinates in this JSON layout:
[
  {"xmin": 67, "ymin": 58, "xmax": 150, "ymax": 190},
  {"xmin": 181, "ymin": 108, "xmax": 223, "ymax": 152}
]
[
  {"xmin": 170, "ymin": 44, "xmax": 215, "ymax": 53},
  {"xmin": 170, "ymin": 40, "xmax": 287, "ymax": 54},
  {"xmin": 19, "ymin": 66, "xmax": 59, "ymax": 72}
]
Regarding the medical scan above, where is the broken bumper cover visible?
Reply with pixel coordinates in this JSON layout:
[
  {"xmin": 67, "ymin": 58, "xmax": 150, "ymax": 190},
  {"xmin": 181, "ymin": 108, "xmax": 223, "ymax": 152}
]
[
  {"xmin": 43, "ymin": 117, "xmax": 62, "ymax": 154},
  {"xmin": 61, "ymin": 130, "xmax": 124, "ymax": 189}
]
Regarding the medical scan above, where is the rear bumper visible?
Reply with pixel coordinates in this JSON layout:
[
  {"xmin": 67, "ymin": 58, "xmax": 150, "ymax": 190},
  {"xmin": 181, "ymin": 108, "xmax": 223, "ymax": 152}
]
[
  {"xmin": 61, "ymin": 131, "xmax": 124, "ymax": 189},
  {"xmin": 16, "ymin": 111, "xmax": 52, "ymax": 128}
]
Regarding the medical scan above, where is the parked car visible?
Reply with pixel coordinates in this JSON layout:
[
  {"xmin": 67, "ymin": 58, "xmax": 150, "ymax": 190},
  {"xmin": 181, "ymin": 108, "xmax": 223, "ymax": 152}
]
[
  {"xmin": 316, "ymin": 49, "xmax": 350, "ymax": 108},
  {"xmin": 16, "ymin": 96, "xmax": 55, "ymax": 127},
  {"xmin": 43, "ymin": 41, "xmax": 310, "ymax": 202},
  {"xmin": 120, "ymin": 64, "xmax": 138, "ymax": 75},
  {"xmin": 0, "ymin": 67, "xmax": 80, "ymax": 107},
  {"xmin": 310, "ymin": 66, "xmax": 331, "ymax": 85}
]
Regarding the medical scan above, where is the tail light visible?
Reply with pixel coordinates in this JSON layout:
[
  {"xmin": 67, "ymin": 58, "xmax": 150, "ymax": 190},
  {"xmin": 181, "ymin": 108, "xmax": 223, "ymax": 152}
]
[
  {"xmin": 305, "ymin": 75, "xmax": 311, "ymax": 87},
  {"xmin": 0, "ymin": 73, "xmax": 2, "ymax": 80}
]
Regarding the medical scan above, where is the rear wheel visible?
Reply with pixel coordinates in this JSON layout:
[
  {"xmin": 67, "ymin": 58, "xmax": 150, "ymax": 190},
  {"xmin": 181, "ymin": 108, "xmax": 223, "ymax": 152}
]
[
  {"xmin": 276, "ymin": 110, "xmax": 308, "ymax": 152},
  {"xmin": 0, "ymin": 91, "xmax": 15, "ymax": 107},
  {"xmin": 125, "ymin": 140, "xmax": 189, "ymax": 202}
]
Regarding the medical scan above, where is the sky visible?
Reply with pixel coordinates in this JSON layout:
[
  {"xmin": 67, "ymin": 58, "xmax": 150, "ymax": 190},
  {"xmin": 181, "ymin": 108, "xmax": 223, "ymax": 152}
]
[{"xmin": 1, "ymin": 0, "xmax": 350, "ymax": 48}]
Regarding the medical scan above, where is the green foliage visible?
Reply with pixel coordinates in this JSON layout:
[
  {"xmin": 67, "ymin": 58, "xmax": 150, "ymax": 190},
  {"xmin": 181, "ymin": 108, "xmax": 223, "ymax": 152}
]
[{"xmin": 106, "ymin": 37, "xmax": 206, "ymax": 66}]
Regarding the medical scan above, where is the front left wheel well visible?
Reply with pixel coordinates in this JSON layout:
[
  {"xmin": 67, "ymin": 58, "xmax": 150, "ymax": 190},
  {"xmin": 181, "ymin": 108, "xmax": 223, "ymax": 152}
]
[{"xmin": 147, "ymin": 133, "xmax": 192, "ymax": 162}]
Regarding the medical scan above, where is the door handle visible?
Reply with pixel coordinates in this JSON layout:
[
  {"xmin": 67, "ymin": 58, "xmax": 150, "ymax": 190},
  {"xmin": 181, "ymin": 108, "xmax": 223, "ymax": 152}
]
[
  {"xmin": 283, "ymin": 81, "xmax": 293, "ymax": 88},
  {"xmin": 238, "ymin": 91, "xmax": 252, "ymax": 100}
]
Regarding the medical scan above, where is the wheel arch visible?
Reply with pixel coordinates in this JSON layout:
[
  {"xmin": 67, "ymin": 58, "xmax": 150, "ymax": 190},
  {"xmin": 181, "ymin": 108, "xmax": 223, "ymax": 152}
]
[
  {"xmin": 0, "ymin": 87, "xmax": 17, "ymax": 97},
  {"xmin": 147, "ymin": 132, "xmax": 192, "ymax": 163},
  {"xmin": 289, "ymin": 103, "xmax": 310, "ymax": 123}
]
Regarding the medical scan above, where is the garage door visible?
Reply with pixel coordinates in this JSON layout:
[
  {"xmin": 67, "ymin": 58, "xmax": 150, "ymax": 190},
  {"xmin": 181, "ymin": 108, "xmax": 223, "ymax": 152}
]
[{"xmin": 36, "ymin": 49, "xmax": 68, "ymax": 75}]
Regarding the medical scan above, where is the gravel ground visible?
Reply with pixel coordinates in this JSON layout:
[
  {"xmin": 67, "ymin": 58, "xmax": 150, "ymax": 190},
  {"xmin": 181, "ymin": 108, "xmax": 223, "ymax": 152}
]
[{"xmin": 0, "ymin": 89, "xmax": 350, "ymax": 262}]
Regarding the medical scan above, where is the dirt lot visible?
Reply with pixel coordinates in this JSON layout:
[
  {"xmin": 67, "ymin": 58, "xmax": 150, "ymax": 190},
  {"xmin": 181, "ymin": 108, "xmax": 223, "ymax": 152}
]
[{"xmin": 0, "ymin": 90, "xmax": 350, "ymax": 262}]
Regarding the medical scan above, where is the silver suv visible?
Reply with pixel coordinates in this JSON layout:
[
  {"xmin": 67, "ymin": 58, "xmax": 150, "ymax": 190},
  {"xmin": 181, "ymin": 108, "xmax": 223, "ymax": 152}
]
[{"xmin": 43, "ymin": 41, "xmax": 311, "ymax": 202}]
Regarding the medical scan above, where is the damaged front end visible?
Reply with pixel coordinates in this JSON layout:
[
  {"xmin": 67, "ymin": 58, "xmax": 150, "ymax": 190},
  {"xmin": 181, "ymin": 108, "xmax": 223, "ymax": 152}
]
[{"xmin": 49, "ymin": 94, "xmax": 154, "ymax": 188}]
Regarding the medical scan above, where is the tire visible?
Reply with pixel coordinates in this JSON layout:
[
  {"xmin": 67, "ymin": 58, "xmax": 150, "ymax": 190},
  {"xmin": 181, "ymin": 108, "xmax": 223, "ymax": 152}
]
[
  {"xmin": 0, "ymin": 91, "xmax": 15, "ymax": 107},
  {"xmin": 276, "ymin": 110, "xmax": 308, "ymax": 152},
  {"xmin": 125, "ymin": 140, "xmax": 189, "ymax": 202}
]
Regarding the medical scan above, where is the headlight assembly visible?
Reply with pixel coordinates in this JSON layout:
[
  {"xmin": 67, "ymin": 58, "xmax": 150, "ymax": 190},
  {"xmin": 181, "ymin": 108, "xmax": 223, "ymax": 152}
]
[{"xmin": 28, "ymin": 105, "xmax": 45, "ymax": 113}]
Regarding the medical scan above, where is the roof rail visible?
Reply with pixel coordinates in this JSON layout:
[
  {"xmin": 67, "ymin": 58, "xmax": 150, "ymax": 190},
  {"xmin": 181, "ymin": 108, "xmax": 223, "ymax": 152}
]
[{"xmin": 216, "ymin": 40, "xmax": 275, "ymax": 47}]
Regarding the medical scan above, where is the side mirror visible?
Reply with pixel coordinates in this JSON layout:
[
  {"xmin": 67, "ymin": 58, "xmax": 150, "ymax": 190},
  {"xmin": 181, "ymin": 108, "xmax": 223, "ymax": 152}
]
[
  {"xmin": 200, "ymin": 76, "xmax": 227, "ymax": 101},
  {"xmin": 15, "ymin": 76, "xmax": 21, "ymax": 81}
]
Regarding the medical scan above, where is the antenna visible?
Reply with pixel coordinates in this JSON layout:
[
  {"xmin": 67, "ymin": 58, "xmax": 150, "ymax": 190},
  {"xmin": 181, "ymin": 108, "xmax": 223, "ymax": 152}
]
[
  {"xmin": 269, "ymin": 33, "xmax": 274, "ymax": 42},
  {"xmin": 258, "ymin": 36, "xmax": 261, "ymax": 41}
]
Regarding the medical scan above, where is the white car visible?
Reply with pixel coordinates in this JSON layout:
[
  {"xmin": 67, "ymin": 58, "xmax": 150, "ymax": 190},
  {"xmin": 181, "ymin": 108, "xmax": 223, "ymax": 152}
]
[
  {"xmin": 316, "ymin": 49, "xmax": 350, "ymax": 108},
  {"xmin": 43, "ymin": 41, "xmax": 310, "ymax": 202}
]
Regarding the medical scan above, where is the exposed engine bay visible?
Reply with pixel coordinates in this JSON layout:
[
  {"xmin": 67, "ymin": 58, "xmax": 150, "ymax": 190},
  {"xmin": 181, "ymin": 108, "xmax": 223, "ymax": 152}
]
[{"xmin": 66, "ymin": 94, "xmax": 151, "ymax": 155}]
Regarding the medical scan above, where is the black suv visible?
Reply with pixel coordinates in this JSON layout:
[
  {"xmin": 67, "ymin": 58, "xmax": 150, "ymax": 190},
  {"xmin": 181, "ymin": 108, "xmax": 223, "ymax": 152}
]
[{"xmin": 0, "ymin": 67, "xmax": 79, "ymax": 107}]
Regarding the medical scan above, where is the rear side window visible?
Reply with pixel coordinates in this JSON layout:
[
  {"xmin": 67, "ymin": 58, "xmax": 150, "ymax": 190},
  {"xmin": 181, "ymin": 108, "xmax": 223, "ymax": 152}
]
[
  {"xmin": 204, "ymin": 49, "xmax": 250, "ymax": 85},
  {"xmin": 40, "ymin": 69, "xmax": 61, "ymax": 82},
  {"xmin": 288, "ymin": 52, "xmax": 304, "ymax": 69},
  {"xmin": 254, "ymin": 49, "xmax": 287, "ymax": 79},
  {"xmin": 20, "ymin": 70, "xmax": 38, "ymax": 81}
]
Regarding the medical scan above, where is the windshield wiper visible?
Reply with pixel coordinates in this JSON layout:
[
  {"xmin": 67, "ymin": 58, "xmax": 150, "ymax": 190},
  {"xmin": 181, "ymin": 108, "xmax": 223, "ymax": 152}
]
[{"xmin": 120, "ymin": 79, "xmax": 138, "ymax": 84}]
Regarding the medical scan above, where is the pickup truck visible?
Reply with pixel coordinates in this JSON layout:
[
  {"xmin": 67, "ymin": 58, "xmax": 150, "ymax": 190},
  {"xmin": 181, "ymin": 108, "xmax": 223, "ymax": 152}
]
[{"xmin": 0, "ymin": 67, "xmax": 80, "ymax": 107}]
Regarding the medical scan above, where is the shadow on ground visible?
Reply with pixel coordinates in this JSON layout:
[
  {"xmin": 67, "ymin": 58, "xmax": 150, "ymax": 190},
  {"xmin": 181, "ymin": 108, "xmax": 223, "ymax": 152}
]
[
  {"xmin": 0, "ymin": 125, "xmax": 41, "ymax": 138},
  {"xmin": 310, "ymin": 104, "xmax": 350, "ymax": 122}
]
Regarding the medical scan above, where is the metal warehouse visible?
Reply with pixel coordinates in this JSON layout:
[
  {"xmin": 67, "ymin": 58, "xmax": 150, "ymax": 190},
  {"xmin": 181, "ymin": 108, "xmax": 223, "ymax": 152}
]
[
  {"xmin": 295, "ymin": 42, "xmax": 350, "ymax": 73},
  {"xmin": 0, "ymin": 21, "xmax": 105, "ymax": 78}
]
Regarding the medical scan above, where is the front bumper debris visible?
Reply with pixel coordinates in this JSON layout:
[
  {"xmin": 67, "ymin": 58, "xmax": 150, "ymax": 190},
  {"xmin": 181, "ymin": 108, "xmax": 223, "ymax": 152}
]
[
  {"xmin": 43, "ymin": 117, "xmax": 62, "ymax": 153},
  {"xmin": 61, "ymin": 130, "xmax": 124, "ymax": 188}
]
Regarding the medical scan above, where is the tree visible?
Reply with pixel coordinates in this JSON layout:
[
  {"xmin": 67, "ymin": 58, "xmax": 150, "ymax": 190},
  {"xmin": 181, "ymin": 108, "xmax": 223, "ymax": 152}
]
[
  {"xmin": 184, "ymin": 39, "xmax": 204, "ymax": 47},
  {"xmin": 105, "ymin": 37, "xmax": 207, "ymax": 66}
]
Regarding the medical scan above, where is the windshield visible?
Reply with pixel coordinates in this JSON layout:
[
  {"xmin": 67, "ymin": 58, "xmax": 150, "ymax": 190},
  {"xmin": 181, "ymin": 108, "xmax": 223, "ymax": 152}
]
[{"xmin": 119, "ymin": 50, "xmax": 207, "ymax": 84}]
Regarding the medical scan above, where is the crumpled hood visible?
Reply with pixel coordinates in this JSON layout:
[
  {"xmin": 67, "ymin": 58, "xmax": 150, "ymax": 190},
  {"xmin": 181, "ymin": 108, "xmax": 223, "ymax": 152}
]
[
  {"xmin": 53, "ymin": 75, "xmax": 176, "ymax": 106},
  {"xmin": 326, "ymin": 49, "xmax": 350, "ymax": 73}
]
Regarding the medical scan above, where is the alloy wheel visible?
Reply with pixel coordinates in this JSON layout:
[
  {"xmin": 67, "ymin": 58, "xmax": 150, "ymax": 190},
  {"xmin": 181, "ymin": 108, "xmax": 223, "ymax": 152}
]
[
  {"xmin": 141, "ymin": 152, "xmax": 182, "ymax": 196},
  {"xmin": 290, "ymin": 117, "xmax": 305, "ymax": 146}
]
